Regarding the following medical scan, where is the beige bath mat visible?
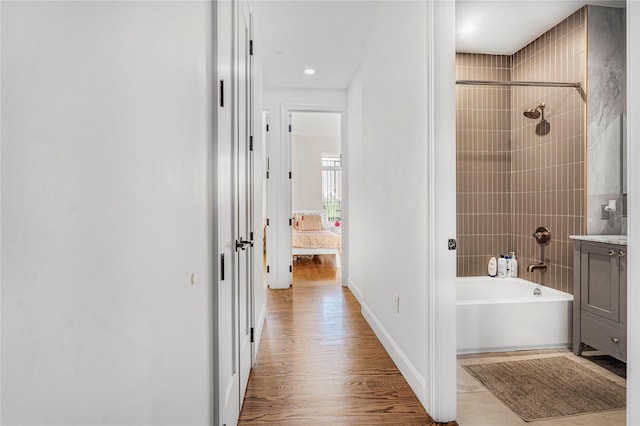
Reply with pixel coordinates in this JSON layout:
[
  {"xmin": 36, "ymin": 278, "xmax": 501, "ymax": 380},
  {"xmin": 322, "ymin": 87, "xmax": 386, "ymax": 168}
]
[{"xmin": 462, "ymin": 356, "xmax": 626, "ymax": 422}]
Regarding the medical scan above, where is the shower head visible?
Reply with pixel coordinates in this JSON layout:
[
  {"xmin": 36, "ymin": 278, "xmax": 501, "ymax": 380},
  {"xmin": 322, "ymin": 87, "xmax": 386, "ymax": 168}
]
[
  {"xmin": 523, "ymin": 108, "xmax": 540, "ymax": 119},
  {"xmin": 523, "ymin": 102, "xmax": 546, "ymax": 120}
]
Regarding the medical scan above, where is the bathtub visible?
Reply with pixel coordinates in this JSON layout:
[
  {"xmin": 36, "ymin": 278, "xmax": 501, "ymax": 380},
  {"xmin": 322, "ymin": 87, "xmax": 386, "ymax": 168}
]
[{"xmin": 457, "ymin": 277, "xmax": 573, "ymax": 355}]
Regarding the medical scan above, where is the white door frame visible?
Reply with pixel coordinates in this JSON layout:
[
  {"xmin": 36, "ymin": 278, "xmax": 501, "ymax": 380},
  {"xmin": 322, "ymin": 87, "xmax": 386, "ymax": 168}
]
[
  {"xmin": 281, "ymin": 103, "xmax": 348, "ymax": 287},
  {"xmin": 426, "ymin": 1, "xmax": 457, "ymax": 421},
  {"xmin": 235, "ymin": 0, "xmax": 253, "ymax": 404}
]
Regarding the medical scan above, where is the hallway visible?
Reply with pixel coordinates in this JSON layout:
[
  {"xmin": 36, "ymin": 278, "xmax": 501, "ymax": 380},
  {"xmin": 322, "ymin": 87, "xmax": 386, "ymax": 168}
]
[{"xmin": 238, "ymin": 259, "xmax": 447, "ymax": 425}]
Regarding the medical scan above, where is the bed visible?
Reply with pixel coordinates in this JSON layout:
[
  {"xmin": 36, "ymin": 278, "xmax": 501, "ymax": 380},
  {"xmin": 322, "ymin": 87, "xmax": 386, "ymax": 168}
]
[{"xmin": 292, "ymin": 210, "xmax": 342, "ymax": 268}]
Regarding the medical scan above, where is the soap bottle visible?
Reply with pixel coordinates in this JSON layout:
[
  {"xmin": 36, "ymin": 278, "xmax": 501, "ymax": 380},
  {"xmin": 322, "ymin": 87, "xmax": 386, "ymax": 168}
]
[
  {"xmin": 509, "ymin": 251, "xmax": 518, "ymax": 278},
  {"xmin": 497, "ymin": 255, "xmax": 507, "ymax": 278},
  {"xmin": 488, "ymin": 256, "xmax": 497, "ymax": 277},
  {"xmin": 505, "ymin": 255, "xmax": 512, "ymax": 278}
]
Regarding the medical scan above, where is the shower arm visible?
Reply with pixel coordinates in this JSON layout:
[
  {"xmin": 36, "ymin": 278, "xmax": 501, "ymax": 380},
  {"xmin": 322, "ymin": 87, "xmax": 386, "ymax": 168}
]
[{"xmin": 456, "ymin": 80, "xmax": 581, "ymax": 89}]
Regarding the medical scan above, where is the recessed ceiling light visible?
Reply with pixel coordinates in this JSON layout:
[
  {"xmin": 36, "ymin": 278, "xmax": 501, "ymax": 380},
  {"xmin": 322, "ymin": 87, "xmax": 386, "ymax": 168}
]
[
  {"xmin": 304, "ymin": 68, "xmax": 315, "ymax": 75},
  {"xmin": 275, "ymin": 51, "xmax": 286, "ymax": 56}
]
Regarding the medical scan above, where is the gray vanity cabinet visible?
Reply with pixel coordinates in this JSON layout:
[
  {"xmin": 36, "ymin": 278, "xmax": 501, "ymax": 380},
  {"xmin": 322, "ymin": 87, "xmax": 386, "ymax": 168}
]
[{"xmin": 572, "ymin": 238, "xmax": 627, "ymax": 362}]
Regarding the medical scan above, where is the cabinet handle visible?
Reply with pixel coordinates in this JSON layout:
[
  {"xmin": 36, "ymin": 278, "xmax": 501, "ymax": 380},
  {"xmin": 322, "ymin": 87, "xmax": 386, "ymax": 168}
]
[
  {"xmin": 609, "ymin": 250, "xmax": 617, "ymax": 256},
  {"xmin": 619, "ymin": 251, "xmax": 626, "ymax": 257},
  {"xmin": 611, "ymin": 337, "xmax": 620, "ymax": 344}
]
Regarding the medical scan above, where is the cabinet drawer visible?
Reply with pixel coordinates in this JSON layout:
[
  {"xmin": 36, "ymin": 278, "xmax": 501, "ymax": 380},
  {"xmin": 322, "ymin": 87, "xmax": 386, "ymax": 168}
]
[{"xmin": 581, "ymin": 311, "xmax": 626, "ymax": 362}]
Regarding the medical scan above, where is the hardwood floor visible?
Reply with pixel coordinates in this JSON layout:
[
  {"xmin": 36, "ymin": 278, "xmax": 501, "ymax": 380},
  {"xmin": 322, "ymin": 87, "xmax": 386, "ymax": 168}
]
[
  {"xmin": 292, "ymin": 254, "xmax": 342, "ymax": 285},
  {"xmin": 239, "ymin": 257, "xmax": 452, "ymax": 425}
]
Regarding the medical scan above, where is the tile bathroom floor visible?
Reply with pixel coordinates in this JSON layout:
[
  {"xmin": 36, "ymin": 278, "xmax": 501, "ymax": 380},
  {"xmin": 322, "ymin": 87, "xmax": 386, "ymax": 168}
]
[{"xmin": 457, "ymin": 349, "xmax": 626, "ymax": 426}]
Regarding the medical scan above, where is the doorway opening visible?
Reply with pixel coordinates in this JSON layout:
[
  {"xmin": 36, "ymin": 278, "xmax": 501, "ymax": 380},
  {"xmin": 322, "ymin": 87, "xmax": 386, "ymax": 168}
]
[{"xmin": 290, "ymin": 111, "xmax": 343, "ymax": 285}]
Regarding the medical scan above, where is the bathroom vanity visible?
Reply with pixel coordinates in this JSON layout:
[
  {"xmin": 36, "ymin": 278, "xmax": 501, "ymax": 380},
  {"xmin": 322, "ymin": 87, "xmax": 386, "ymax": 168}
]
[{"xmin": 571, "ymin": 235, "xmax": 627, "ymax": 362}]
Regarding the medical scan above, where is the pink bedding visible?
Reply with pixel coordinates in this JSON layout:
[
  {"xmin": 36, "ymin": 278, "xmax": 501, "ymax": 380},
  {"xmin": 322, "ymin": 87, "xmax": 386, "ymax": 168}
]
[{"xmin": 292, "ymin": 229, "xmax": 341, "ymax": 250}]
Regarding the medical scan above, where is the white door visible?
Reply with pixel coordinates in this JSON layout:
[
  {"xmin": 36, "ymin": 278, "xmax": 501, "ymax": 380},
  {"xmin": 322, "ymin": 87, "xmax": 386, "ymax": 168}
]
[
  {"xmin": 217, "ymin": 1, "xmax": 240, "ymax": 425},
  {"xmin": 235, "ymin": 0, "xmax": 253, "ymax": 405}
]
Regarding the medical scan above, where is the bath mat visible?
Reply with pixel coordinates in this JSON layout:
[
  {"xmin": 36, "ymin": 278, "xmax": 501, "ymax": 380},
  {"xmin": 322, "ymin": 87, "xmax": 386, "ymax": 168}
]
[{"xmin": 462, "ymin": 356, "xmax": 626, "ymax": 422}]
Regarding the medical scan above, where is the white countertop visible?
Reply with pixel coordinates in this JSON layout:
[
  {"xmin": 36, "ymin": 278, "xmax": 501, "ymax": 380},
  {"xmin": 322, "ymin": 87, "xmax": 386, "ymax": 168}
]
[{"xmin": 569, "ymin": 235, "xmax": 627, "ymax": 245}]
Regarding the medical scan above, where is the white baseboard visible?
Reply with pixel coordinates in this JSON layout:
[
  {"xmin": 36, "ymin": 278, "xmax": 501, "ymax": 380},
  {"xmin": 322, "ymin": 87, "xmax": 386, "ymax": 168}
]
[
  {"xmin": 252, "ymin": 302, "xmax": 267, "ymax": 362},
  {"xmin": 347, "ymin": 278, "xmax": 363, "ymax": 304},
  {"xmin": 360, "ymin": 302, "xmax": 427, "ymax": 405},
  {"xmin": 268, "ymin": 281, "xmax": 291, "ymax": 289}
]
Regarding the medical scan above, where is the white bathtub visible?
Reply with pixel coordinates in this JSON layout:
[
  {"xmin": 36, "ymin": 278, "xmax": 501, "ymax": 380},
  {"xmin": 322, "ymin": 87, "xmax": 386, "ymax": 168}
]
[{"xmin": 457, "ymin": 277, "xmax": 573, "ymax": 355}]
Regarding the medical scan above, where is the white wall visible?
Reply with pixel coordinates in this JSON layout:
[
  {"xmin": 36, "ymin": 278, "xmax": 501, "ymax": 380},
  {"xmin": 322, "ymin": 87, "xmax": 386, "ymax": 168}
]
[
  {"xmin": 346, "ymin": 71, "xmax": 365, "ymax": 303},
  {"xmin": 291, "ymin": 112, "xmax": 341, "ymax": 213},
  {"xmin": 346, "ymin": 0, "xmax": 429, "ymax": 404},
  {"xmin": 346, "ymin": 2, "xmax": 457, "ymax": 421},
  {"xmin": 262, "ymin": 88, "xmax": 346, "ymax": 289},
  {"xmin": 626, "ymin": 1, "xmax": 639, "ymax": 424},
  {"xmin": 1, "ymin": 2, "xmax": 214, "ymax": 424}
]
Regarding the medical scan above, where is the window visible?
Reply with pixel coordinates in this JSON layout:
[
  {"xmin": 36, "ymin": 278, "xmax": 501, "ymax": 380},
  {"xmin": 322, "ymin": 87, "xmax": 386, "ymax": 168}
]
[{"xmin": 322, "ymin": 154, "xmax": 342, "ymax": 222}]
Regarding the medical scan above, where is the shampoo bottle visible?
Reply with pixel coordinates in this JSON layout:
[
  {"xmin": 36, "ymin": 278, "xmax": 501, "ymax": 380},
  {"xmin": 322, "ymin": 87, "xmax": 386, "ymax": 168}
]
[
  {"xmin": 488, "ymin": 256, "xmax": 497, "ymax": 277},
  {"xmin": 509, "ymin": 252, "xmax": 518, "ymax": 278},
  {"xmin": 497, "ymin": 255, "xmax": 507, "ymax": 278}
]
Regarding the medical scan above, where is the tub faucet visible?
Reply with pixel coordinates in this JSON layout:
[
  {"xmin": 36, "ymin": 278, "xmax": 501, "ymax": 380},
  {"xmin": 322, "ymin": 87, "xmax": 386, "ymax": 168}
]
[{"xmin": 527, "ymin": 262, "xmax": 547, "ymax": 273}]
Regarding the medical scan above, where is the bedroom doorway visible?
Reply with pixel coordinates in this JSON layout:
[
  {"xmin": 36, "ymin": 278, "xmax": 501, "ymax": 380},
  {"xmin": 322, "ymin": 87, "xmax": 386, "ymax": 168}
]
[{"xmin": 290, "ymin": 111, "xmax": 343, "ymax": 285}]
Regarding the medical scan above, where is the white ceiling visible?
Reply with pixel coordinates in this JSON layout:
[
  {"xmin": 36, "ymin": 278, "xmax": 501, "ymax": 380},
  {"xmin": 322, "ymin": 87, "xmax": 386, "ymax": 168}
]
[
  {"xmin": 251, "ymin": 0, "xmax": 625, "ymax": 90},
  {"xmin": 457, "ymin": 0, "xmax": 625, "ymax": 55},
  {"xmin": 250, "ymin": 1, "xmax": 376, "ymax": 90}
]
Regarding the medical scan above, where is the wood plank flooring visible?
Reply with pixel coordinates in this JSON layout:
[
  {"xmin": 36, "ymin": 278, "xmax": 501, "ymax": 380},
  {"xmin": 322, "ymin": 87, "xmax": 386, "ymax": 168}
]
[
  {"xmin": 239, "ymin": 257, "xmax": 453, "ymax": 425},
  {"xmin": 292, "ymin": 254, "xmax": 342, "ymax": 285}
]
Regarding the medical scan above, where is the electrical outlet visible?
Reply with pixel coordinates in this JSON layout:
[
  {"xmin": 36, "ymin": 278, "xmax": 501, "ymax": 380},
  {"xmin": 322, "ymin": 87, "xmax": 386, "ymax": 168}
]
[{"xmin": 394, "ymin": 294, "xmax": 400, "ymax": 314}]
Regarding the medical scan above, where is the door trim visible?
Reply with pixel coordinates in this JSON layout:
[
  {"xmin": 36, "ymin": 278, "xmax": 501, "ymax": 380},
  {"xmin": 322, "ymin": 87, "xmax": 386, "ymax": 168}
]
[
  {"xmin": 426, "ymin": 0, "xmax": 457, "ymax": 422},
  {"xmin": 279, "ymin": 103, "xmax": 348, "ymax": 287}
]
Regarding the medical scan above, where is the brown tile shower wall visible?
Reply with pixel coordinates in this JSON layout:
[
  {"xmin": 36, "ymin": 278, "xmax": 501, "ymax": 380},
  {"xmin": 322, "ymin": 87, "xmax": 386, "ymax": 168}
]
[
  {"xmin": 511, "ymin": 8, "xmax": 585, "ymax": 294},
  {"xmin": 456, "ymin": 8, "xmax": 586, "ymax": 294},
  {"xmin": 456, "ymin": 54, "xmax": 512, "ymax": 276}
]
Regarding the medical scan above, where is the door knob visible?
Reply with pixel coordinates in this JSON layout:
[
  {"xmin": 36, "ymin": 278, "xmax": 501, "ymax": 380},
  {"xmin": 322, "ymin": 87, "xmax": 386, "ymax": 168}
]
[{"xmin": 236, "ymin": 239, "xmax": 251, "ymax": 251}]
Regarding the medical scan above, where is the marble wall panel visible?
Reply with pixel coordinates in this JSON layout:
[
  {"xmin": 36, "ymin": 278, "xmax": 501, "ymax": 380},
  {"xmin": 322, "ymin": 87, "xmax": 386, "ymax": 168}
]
[{"xmin": 586, "ymin": 5, "xmax": 627, "ymax": 234}]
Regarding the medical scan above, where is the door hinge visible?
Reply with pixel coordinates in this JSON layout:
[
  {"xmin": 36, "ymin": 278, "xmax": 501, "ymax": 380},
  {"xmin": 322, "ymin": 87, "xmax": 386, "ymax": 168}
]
[
  {"xmin": 250, "ymin": 327, "xmax": 254, "ymax": 343},
  {"xmin": 220, "ymin": 254, "xmax": 225, "ymax": 281},
  {"xmin": 267, "ymin": 265, "xmax": 270, "ymax": 273},
  {"xmin": 288, "ymin": 124, "xmax": 292, "ymax": 132},
  {"xmin": 249, "ymin": 40, "xmax": 253, "ymax": 55},
  {"xmin": 219, "ymin": 80, "xmax": 224, "ymax": 107},
  {"xmin": 250, "ymin": 231, "xmax": 254, "ymax": 241},
  {"xmin": 249, "ymin": 135, "xmax": 254, "ymax": 151},
  {"xmin": 266, "ymin": 218, "xmax": 270, "ymax": 226},
  {"xmin": 289, "ymin": 265, "xmax": 292, "ymax": 273},
  {"xmin": 289, "ymin": 218, "xmax": 292, "ymax": 226},
  {"xmin": 289, "ymin": 171, "xmax": 292, "ymax": 179},
  {"xmin": 266, "ymin": 124, "xmax": 269, "ymax": 132},
  {"xmin": 266, "ymin": 171, "xmax": 270, "ymax": 179}
]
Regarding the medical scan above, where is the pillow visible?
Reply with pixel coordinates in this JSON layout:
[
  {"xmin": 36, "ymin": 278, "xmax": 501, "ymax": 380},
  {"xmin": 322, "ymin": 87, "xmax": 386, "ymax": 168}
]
[
  {"xmin": 297, "ymin": 214, "xmax": 322, "ymax": 231},
  {"xmin": 293, "ymin": 213, "xmax": 304, "ymax": 230}
]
